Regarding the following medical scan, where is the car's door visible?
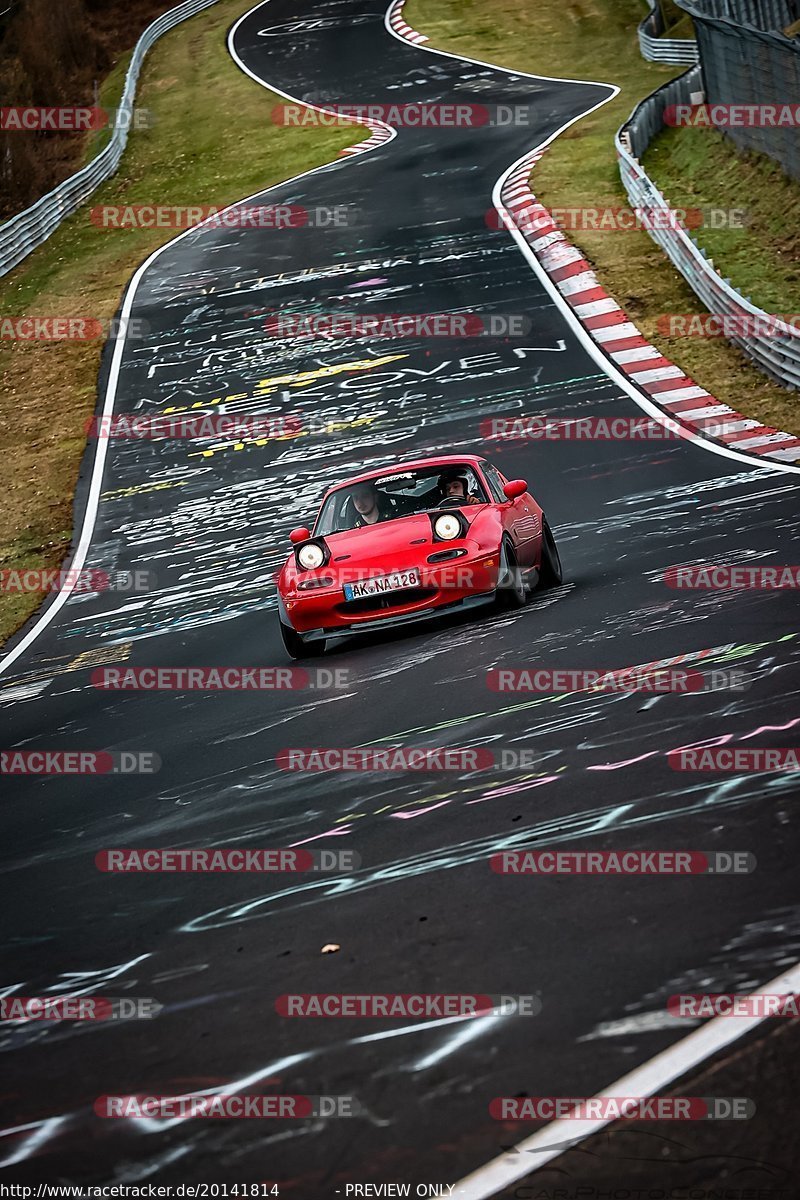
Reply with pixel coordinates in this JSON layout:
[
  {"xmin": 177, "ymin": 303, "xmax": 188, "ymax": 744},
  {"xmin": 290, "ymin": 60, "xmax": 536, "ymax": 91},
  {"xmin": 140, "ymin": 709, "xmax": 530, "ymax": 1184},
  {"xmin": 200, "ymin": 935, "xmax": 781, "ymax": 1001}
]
[{"xmin": 481, "ymin": 461, "xmax": 540, "ymax": 567}]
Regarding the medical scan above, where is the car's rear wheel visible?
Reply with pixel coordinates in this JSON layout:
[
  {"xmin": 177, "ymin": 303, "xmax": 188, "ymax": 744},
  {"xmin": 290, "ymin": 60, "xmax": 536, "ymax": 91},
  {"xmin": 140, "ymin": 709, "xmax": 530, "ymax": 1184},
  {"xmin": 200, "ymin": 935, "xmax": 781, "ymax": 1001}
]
[
  {"xmin": 538, "ymin": 518, "xmax": 563, "ymax": 588},
  {"xmin": 496, "ymin": 540, "xmax": 527, "ymax": 608},
  {"xmin": 279, "ymin": 617, "xmax": 326, "ymax": 660}
]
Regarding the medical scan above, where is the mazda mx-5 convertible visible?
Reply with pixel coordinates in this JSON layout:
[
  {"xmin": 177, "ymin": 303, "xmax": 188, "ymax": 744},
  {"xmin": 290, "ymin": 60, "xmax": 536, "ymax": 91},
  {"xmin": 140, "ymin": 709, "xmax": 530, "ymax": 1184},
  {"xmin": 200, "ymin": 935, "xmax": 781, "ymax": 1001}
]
[{"xmin": 276, "ymin": 454, "xmax": 562, "ymax": 658}]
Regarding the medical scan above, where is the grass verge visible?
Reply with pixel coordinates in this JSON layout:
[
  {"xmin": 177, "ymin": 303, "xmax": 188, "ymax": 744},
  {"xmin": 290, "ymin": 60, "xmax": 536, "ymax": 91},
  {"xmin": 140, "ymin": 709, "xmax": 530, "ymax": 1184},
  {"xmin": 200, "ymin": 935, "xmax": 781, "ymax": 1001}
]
[
  {"xmin": 410, "ymin": 0, "xmax": 799, "ymax": 438},
  {"xmin": 644, "ymin": 126, "xmax": 800, "ymax": 312},
  {"xmin": 0, "ymin": 0, "xmax": 359, "ymax": 649}
]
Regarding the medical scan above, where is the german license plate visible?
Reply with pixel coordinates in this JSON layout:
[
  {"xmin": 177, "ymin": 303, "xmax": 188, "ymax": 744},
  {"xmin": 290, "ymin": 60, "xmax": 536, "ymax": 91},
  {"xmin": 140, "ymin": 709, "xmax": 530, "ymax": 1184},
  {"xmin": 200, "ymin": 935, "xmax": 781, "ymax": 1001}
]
[{"xmin": 343, "ymin": 569, "xmax": 420, "ymax": 601}]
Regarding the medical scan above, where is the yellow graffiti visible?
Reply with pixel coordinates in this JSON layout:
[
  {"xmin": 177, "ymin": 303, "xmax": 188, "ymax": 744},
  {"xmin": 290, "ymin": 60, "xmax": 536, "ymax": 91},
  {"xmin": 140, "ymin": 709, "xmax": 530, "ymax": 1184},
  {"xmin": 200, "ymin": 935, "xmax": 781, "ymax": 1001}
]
[
  {"xmin": 188, "ymin": 413, "xmax": 380, "ymax": 460},
  {"xmin": 65, "ymin": 643, "xmax": 134, "ymax": 671},
  {"xmin": 163, "ymin": 354, "xmax": 407, "ymax": 416},
  {"xmin": 256, "ymin": 353, "xmax": 407, "ymax": 393},
  {"xmin": 102, "ymin": 481, "xmax": 188, "ymax": 501}
]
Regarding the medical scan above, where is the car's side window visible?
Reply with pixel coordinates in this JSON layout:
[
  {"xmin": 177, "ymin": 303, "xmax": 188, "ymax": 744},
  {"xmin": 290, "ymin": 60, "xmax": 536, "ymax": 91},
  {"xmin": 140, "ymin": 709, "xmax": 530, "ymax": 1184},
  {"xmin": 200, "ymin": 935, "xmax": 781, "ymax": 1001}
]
[
  {"xmin": 481, "ymin": 463, "xmax": 508, "ymax": 503},
  {"xmin": 462, "ymin": 468, "xmax": 488, "ymax": 503}
]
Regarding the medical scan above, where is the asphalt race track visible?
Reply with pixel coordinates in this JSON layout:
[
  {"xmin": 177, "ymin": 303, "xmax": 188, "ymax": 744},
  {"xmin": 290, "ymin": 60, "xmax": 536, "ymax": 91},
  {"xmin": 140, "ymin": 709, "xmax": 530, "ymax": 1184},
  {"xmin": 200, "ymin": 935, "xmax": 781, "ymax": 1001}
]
[{"xmin": 2, "ymin": 0, "xmax": 799, "ymax": 1191}]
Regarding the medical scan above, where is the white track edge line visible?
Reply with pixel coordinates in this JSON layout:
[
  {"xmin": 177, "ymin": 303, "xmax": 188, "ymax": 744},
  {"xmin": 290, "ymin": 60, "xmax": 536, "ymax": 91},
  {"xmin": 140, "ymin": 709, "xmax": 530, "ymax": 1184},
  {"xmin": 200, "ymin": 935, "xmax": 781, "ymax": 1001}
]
[
  {"xmin": 5, "ymin": 13, "xmax": 797, "ymax": 1191},
  {"xmin": 385, "ymin": 0, "xmax": 800, "ymax": 478},
  {"xmin": 382, "ymin": 6, "xmax": 800, "ymax": 1197},
  {"xmin": 491, "ymin": 156, "xmax": 800, "ymax": 477},
  {"xmin": 0, "ymin": 0, "xmax": 395, "ymax": 679},
  {"xmin": 452, "ymin": 962, "xmax": 800, "ymax": 1199},
  {"xmin": 385, "ymin": 0, "xmax": 625, "ymax": 87}
]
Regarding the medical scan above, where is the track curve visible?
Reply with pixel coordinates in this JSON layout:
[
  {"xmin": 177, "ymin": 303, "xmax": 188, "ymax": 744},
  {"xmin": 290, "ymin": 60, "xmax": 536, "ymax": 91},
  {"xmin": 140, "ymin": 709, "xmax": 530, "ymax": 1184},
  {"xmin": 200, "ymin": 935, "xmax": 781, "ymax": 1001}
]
[{"xmin": 1, "ymin": 0, "xmax": 799, "ymax": 1192}]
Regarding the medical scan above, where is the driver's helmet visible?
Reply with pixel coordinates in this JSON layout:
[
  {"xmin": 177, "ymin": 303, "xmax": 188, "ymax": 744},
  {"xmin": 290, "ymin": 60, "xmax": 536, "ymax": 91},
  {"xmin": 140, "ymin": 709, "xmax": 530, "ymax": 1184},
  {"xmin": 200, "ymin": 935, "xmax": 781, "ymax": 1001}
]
[
  {"xmin": 438, "ymin": 470, "xmax": 469, "ymax": 500},
  {"xmin": 438, "ymin": 463, "xmax": 470, "ymax": 492}
]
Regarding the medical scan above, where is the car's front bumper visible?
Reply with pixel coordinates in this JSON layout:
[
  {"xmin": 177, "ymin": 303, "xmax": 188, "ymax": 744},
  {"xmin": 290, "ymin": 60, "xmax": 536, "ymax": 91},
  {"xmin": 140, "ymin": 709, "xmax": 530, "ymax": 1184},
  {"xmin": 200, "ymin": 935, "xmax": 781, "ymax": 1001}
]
[
  {"xmin": 302, "ymin": 589, "xmax": 496, "ymax": 642},
  {"xmin": 280, "ymin": 551, "xmax": 500, "ymax": 638}
]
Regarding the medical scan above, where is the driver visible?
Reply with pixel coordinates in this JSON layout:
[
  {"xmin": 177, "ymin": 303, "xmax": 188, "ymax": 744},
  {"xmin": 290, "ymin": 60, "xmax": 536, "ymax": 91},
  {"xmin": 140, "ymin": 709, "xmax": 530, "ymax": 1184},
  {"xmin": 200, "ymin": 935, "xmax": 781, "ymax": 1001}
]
[
  {"xmin": 438, "ymin": 472, "xmax": 480, "ymax": 506},
  {"xmin": 350, "ymin": 481, "xmax": 395, "ymax": 527}
]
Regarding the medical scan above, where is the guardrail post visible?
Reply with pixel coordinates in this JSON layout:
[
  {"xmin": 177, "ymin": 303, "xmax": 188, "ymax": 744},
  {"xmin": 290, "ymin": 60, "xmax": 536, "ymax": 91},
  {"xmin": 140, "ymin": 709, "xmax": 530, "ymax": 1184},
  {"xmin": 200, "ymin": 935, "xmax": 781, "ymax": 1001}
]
[
  {"xmin": 0, "ymin": 0, "xmax": 223, "ymax": 278},
  {"xmin": 616, "ymin": 61, "xmax": 800, "ymax": 389}
]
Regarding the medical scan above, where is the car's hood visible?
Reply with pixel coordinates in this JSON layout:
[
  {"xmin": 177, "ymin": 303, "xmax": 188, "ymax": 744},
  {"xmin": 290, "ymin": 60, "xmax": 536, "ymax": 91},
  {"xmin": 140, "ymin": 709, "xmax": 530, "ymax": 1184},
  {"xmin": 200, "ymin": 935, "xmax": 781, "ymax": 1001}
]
[{"xmin": 320, "ymin": 509, "xmax": 482, "ymax": 560}]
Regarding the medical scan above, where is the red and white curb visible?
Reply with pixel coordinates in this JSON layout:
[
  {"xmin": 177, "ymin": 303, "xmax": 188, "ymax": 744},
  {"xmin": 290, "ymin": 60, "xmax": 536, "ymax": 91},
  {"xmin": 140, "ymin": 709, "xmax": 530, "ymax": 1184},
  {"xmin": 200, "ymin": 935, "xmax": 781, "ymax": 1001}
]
[
  {"xmin": 380, "ymin": 6, "xmax": 800, "ymax": 1192},
  {"xmin": 387, "ymin": 4, "xmax": 800, "ymax": 470},
  {"xmin": 340, "ymin": 120, "xmax": 394, "ymax": 157},
  {"xmin": 499, "ymin": 149, "xmax": 800, "ymax": 465},
  {"xmin": 387, "ymin": 0, "xmax": 429, "ymax": 44}
]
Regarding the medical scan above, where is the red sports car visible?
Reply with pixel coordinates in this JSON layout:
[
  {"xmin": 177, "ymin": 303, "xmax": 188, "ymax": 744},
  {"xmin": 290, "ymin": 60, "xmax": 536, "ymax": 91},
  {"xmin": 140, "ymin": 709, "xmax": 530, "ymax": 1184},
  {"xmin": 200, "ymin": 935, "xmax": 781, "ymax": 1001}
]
[{"xmin": 276, "ymin": 454, "xmax": 562, "ymax": 658}]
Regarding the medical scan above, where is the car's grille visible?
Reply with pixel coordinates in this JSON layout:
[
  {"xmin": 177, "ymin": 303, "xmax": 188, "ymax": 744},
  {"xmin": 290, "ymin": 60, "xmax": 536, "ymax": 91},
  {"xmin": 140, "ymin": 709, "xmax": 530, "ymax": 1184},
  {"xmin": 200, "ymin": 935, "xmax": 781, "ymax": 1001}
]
[{"xmin": 336, "ymin": 586, "xmax": 437, "ymax": 616}]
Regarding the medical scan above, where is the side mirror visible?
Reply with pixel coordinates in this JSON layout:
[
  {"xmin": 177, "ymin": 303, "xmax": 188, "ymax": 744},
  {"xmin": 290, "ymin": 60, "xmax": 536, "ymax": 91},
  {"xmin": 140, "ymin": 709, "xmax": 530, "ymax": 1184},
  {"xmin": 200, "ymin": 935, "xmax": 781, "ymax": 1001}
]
[
  {"xmin": 289, "ymin": 527, "xmax": 311, "ymax": 544},
  {"xmin": 503, "ymin": 479, "xmax": 527, "ymax": 501}
]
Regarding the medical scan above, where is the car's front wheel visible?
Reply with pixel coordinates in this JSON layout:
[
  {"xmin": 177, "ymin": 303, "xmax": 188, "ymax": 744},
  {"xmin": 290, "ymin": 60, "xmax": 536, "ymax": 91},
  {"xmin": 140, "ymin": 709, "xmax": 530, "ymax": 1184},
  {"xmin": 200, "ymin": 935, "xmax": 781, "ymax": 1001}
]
[
  {"xmin": 538, "ymin": 518, "xmax": 563, "ymax": 588},
  {"xmin": 279, "ymin": 617, "xmax": 326, "ymax": 660},
  {"xmin": 496, "ymin": 540, "xmax": 527, "ymax": 609}
]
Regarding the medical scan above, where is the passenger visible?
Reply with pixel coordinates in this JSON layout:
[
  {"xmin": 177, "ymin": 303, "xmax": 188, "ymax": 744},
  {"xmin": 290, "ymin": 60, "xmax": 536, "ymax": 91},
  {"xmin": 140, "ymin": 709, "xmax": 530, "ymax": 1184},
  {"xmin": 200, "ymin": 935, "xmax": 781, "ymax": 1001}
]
[{"xmin": 350, "ymin": 481, "xmax": 395, "ymax": 527}]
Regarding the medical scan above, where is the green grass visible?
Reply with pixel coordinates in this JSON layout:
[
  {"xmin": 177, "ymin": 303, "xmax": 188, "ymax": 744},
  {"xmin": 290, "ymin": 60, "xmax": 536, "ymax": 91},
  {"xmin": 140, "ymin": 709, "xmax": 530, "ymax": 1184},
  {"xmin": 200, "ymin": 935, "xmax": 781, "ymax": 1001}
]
[
  {"xmin": 0, "ymin": 0, "xmax": 359, "ymax": 649},
  {"xmin": 411, "ymin": 0, "xmax": 799, "ymax": 441},
  {"xmin": 84, "ymin": 49, "xmax": 133, "ymax": 162},
  {"xmin": 644, "ymin": 125, "xmax": 800, "ymax": 312},
  {"xmin": 662, "ymin": 12, "xmax": 695, "ymax": 38},
  {"xmin": 655, "ymin": 0, "xmax": 695, "ymax": 38}
]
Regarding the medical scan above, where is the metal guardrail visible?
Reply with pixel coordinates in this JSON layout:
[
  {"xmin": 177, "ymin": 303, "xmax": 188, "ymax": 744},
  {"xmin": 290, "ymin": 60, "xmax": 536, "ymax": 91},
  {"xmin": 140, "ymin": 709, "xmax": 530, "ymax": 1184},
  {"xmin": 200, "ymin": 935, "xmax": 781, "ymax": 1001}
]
[
  {"xmin": 617, "ymin": 65, "xmax": 800, "ymax": 390},
  {"xmin": 638, "ymin": 0, "xmax": 700, "ymax": 62},
  {"xmin": 0, "ymin": 0, "xmax": 222, "ymax": 279}
]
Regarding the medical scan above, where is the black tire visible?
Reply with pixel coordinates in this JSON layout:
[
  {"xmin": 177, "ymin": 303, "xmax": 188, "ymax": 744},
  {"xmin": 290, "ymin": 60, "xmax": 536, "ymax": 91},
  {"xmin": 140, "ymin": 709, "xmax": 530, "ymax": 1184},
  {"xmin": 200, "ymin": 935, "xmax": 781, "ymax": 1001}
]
[
  {"xmin": 279, "ymin": 617, "xmax": 326, "ymax": 660},
  {"xmin": 538, "ymin": 518, "xmax": 563, "ymax": 588},
  {"xmin": 496, "ymin": 539, "xmax": 527, "ymax": 608}
]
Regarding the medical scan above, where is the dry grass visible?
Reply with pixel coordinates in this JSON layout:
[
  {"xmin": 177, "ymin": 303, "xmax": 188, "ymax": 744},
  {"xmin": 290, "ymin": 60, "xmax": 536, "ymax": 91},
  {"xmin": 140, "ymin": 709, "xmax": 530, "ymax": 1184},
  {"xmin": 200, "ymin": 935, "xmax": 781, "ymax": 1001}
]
[
  {"xmin": 4, "ymin": 0, "xmax": 798, "ymax": 648},
  {"xmin": 0, "ymin": 0, "xmax": 358, "ymax": 647}
]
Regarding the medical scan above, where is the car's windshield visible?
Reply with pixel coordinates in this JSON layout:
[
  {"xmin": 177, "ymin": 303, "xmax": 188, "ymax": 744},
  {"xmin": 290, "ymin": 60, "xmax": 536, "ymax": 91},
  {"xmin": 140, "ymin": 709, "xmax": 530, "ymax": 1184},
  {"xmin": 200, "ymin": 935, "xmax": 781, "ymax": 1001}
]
[{"xmin": 315, "ymin": 465, "xmax": 488, "ymax": 535}]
